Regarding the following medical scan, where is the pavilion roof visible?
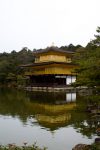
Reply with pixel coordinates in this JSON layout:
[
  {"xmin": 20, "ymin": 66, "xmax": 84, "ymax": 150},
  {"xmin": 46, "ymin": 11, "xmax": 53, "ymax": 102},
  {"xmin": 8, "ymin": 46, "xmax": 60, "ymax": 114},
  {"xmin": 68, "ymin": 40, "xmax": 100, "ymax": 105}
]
[
  {"xmin": 33, "ymin": 46, "xmax": 74, "ymax": 55},
  {"xmin": 21, "ymin": 61, "xmax": 78, "ymax": 68}
]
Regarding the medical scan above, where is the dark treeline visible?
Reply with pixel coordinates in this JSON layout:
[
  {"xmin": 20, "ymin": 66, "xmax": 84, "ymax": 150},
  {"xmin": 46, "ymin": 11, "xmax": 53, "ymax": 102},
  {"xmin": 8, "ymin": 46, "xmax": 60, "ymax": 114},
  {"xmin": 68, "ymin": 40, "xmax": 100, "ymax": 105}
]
[
  {"xmin": 0, "ymin": 47, "xmax": 34, "ymax": 86},
  {"xmin": 0, "ymin": 27, "xmax": 100, "ymax": 90}
]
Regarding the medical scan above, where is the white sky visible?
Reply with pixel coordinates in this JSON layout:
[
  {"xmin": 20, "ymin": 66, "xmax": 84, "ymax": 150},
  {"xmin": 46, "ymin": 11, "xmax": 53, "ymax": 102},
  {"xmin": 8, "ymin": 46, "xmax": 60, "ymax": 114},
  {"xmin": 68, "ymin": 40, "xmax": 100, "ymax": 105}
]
[{"xmin": 0, "ymin": 0, "xmax": 100, "ymax": 52}]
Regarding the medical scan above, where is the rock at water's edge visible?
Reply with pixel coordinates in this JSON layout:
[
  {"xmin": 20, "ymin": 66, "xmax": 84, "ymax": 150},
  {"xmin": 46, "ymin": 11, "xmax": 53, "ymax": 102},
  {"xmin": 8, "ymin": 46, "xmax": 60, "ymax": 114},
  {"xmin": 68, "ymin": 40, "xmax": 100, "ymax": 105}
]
[{"xmin": 72, "ymin": 144, "xmax": 91, "ymax": 150}]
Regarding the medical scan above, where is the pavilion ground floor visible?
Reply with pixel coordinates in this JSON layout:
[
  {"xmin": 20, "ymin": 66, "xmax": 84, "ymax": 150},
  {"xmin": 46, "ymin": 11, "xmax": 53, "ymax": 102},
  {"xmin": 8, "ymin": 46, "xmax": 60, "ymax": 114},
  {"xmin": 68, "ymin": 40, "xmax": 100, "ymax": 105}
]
[{"xmin": 27, "ymin": 74, "xmax": 76, "ymax": 87}]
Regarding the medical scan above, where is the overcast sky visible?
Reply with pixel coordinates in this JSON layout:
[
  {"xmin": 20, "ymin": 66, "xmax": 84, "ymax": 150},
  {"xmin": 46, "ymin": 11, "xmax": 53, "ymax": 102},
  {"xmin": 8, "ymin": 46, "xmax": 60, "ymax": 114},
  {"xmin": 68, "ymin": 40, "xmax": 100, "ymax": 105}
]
[{"xmin": 0, "ymin": 0, "xmax": 100, "ymax": 52}]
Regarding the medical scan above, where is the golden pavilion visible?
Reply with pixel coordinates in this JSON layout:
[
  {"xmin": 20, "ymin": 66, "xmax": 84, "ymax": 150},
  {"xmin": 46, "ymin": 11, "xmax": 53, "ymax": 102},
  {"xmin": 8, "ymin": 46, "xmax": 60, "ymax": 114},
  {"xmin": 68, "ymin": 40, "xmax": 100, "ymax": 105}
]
[{"xmin": 22, "ymin": 46, "xmax": 78, "ymax": 87}]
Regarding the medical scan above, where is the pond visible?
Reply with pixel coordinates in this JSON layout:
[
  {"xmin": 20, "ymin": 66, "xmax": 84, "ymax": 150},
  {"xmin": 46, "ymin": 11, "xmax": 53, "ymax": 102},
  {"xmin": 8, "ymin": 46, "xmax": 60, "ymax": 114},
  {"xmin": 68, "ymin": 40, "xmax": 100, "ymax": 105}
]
[{"xmin": 0, "ymin": 88, "xmax": 97, "ymax": 150}]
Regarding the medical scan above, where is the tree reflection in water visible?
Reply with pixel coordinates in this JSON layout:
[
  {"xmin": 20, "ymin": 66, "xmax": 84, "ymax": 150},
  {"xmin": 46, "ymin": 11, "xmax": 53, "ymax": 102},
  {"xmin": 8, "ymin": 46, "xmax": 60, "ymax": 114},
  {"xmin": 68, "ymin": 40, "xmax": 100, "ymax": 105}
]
[{"xmin": 0, "ymin": 88, "xmax": 99, "ymax": 138}]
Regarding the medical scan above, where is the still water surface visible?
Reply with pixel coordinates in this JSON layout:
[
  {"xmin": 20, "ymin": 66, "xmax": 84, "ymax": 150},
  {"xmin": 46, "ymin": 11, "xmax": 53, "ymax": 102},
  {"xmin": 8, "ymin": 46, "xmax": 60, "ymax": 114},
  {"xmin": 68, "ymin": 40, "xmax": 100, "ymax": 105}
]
[{"xmin": 0, "ymin": 88, "xmax": 96, "ymax": 150}]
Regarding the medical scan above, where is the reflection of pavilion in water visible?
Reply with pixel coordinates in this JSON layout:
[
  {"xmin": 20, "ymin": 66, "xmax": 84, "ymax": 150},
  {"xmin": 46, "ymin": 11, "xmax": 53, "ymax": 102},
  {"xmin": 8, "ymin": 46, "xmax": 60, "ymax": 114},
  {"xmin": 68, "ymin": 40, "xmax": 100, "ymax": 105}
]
[
  {"xmin": 27, "ymin": 91, "xmax": 77, "ymax": 130},
  {"xmin": 28, "ymin": 91, "xmax": 76, "ymax": 104},
  {"xmin": 66, "ymin": 93, "xmax": 76, "ymax": 102},
  {"xmin": 0, "ymin": 89, "xmax": 77, "ymax": 131},
  {"xmin": 0, "ymin": 89, "xmax": 96, "ymax": 138},
  {"xmin": 55, "ymin": 92, "xmax": 76, "ymax": 104}
]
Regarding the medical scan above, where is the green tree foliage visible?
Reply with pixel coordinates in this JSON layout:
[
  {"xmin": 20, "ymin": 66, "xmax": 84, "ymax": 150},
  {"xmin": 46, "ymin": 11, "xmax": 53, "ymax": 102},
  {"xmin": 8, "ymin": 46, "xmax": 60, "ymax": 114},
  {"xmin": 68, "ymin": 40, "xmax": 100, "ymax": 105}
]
[
  {"xmin": 74, "ymin": 27, "xmax": 100, "ymax": 88},
  {"xmin": 0, "ymin": 47, "xmax": 34, "ymax": 86},
  {"xmin": 60, "ymin": 43, "xmax": 82, "ymax": 52},
  {"xmin": 91, "ymin": 26, "xmax": 100, "ymax": 46}
]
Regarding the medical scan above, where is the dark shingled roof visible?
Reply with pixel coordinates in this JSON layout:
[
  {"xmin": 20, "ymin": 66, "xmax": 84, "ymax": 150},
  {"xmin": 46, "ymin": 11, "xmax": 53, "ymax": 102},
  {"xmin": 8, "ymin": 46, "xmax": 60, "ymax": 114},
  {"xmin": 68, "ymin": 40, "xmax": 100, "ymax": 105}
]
[
  {"xmin": 21, "ymin": 61, "xmax": 78, "ymax": 68},
  {"xmin": 33, "ymin": 46, "xmax": 74, "ymax": 55}
]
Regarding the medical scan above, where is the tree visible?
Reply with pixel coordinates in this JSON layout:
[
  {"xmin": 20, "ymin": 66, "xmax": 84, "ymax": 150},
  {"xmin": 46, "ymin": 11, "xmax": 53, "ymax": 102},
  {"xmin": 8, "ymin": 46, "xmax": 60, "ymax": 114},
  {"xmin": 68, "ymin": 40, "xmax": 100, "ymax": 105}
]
[
  {"xmin": 92, "ymin": 26, "xmax": 100, "ymax": 46},
  {"xmin": 0, "ymin": 47, "xmax": 34, "ymax": 86},
  {"xmin": 74, "ymin": 27, "xmax": 100, "ymax": 88}
]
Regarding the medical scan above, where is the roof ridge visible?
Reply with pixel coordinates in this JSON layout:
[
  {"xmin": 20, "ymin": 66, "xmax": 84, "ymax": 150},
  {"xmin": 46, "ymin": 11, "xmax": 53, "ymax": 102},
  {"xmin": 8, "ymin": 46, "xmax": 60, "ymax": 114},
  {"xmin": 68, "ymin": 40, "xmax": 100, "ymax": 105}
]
[{"xmin": 33, "ymin": 46, "xmax": 74, "ymax": 54}]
